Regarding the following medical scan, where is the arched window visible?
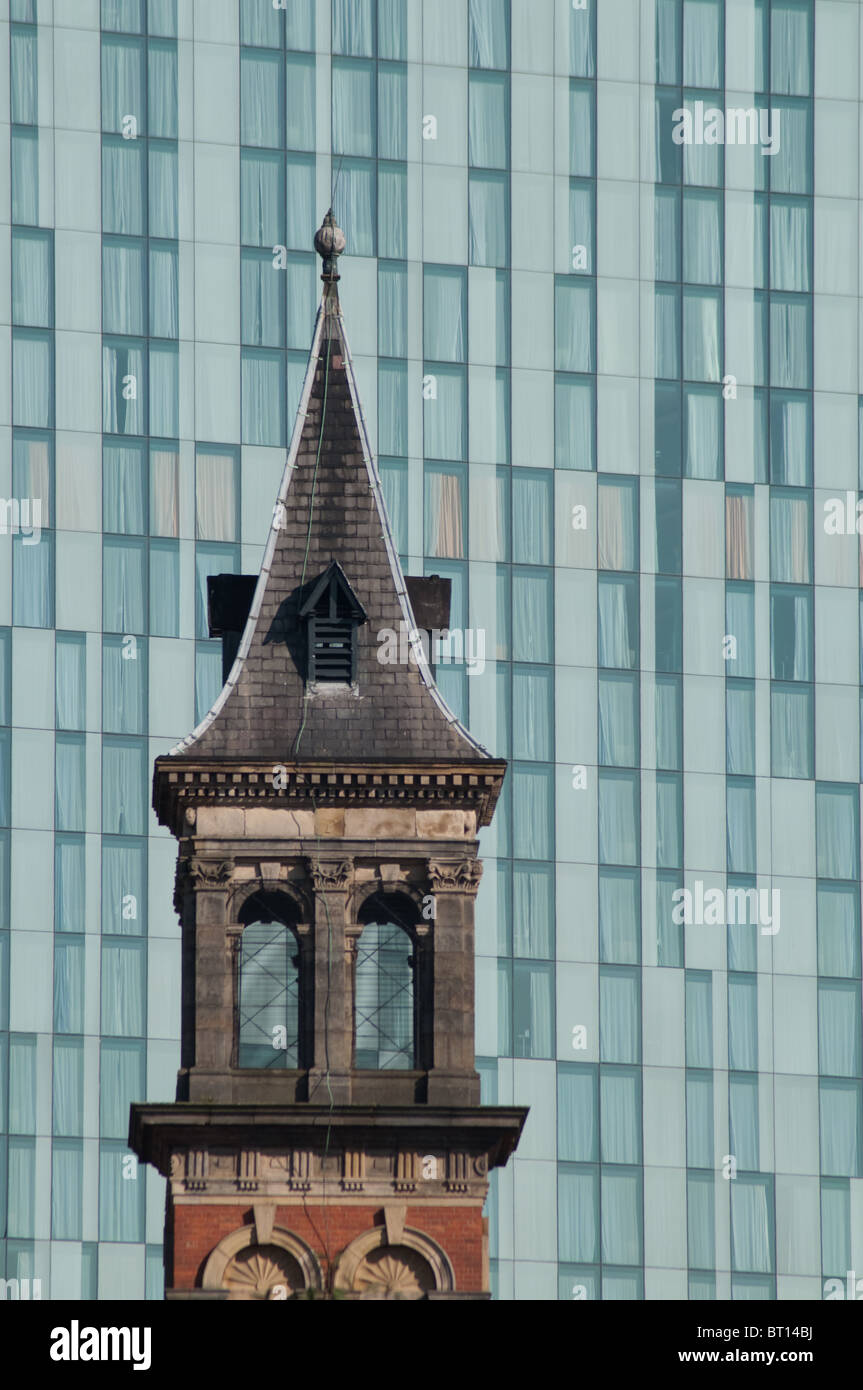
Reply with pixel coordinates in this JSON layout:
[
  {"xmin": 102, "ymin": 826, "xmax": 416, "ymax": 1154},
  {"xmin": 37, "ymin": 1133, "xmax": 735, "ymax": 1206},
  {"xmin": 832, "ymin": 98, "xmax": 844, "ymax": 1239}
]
[
  {"xmin": 238, "ymin": 892, "xmax": 301, "ymax": 1069},
  {"xmin": 354, "ymin": 894, "xmax": 416, "ymax": 1070}
]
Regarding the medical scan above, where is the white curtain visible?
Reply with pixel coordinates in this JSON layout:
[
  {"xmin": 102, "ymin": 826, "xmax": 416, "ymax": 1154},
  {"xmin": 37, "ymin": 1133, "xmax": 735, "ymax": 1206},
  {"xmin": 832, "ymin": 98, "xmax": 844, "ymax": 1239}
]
[
  {"xmin": 686, "ymin": 1072, "xmax": 713, "ymax": 1166},
  {"xmin": 770, "ymin": 200, "xmax": 810, "ymax": 291},
  {"xmin": 55, "ymin": 735, "xmax": 85, "ymax": 832},
  {"xmin": 335, "ymin": 160, "xmax": 375, "ymax": 257},
  {"xmin": 598, "ymin": 674, "xmax": 638, "ymax": 769},
  {"xmin": 379, "ymin": 262, "xmax": 407, "ymax": 357},
  {"xmin": 148, "ymin": 40, "xmax": 177, "ymax": 138},
  {"xmin": 12, "ymin": 231, "xmax": 51, "ymax": 327},
  {"xmin": 52, "ymin": 1040, "xmax": 83, "ymax": 1135},
  {"xmin": 332, "ymin": 59, "xmax": 375, "ymax": 157},
  {"xmin": 772, "ymin": 492, "xmax": 811, "ymax": 578},
  {"xmin": 469, "ymin": 0, "xmax": 508, "ymax": 68},
  {"xmin": 101, "ymin": 940, "xmax": 146, "ymax": 1036},
  {"xmin": 686, "ymin": 975, "xmax": 713, "ymax": 1067},
  {"xmin": 821, "ymin": 1181, "xmax": 850, "ymax": 1274},
  {"xmin": 770, "ymin": 395, "xmax": 811, "ymax": 486},
  {"xmin": 600, "ymin": 772, "xmax": 639, "ymax": 867},
  {"xmin": 687, "ymin": 1172, "xmax": 715, "ymax": 1269},
  {"xmin": 559, "ymin": 1167, "xmax": 598, "ymax": 1263},
  {"xmin": 817, "ymin": 886, "xmax": 860, "ymax": 978},
  {"xmin": 150, "ymin": 242, "xmax": 178, "ymax": 338},
  {"xmin": 512, "ymin": 862, "xmax": 553, "ymax": 959},
  {"xmin": 53, "ymin": 936, "xmax": 85, "ymax": 1032},
  {"xmin": 103, "ymin": 636, "xmax": 146, "ymax": 734},
  {"xmin": 241, "ymin": 150, "xmax": 283, "ymax": 248},
  {"xmin": 655, "ymin": 676, "xmax": 681, "ymax": 769},
  {"xmin": 556, "ymin": 279, "xmax": 593, "ymax": 373},
  {"xmin": 598, "ymin": 576, "xmax": 637, "ymax": 670},
  {"xmin": 149, "ymin": 342, "xmax": 178, "ymax": 437},
  {"xmin": 600, "ymin": 968, "xmax": 639, "ymax": 1063},
  {"xmin": 683, "ymin": 0, "xmax": 721, "ymax": 87},
  {"xmin": 726, "ymin": 682, "xmax": 754, "ymax": 775},
  {"xmin": 333, "ymin": 0, "xmax": 374, "ymax": 55},
  {"xmin": 570, "ymin": 0, "xmax": 595, "ymax": 75},
  {"xmin": 726, "ymin": 586, "xmax": 755, "ymax": 676},
  {"xmin": 470, "ymin": 73, "xmax": 507, "ymax": 169},
  {"xmin": 100, "ymin": 1041, "xmax": 145, "ymax": 1138},
  {"xmin": 819, "ymin": 983, "xmax": 861, "ymax": 1077},
  {"xmin": 102, "ymin": 738, "xmax": 146, "ymax": 836},
  {"xmin": 103, "ymin": 341, "xmax": 146, "ymax": 435},
  {"xmin": 771, "ymin": 684, "xmax": 811, "ymax": 778},
  {"xmin": 103, "ymin": 239, "xmax": 145, "ymax": 335},
  {"xmin": 820, "ymin": 1083, "xmax": 862, "ymax": 1177},
  {"xmin": 569, "ymin": 82, "xmax": 594, "ymax": 177},
  {"xmin": 102, "ymin": 838, "xmax": 146, "ymax": 936},
  {"xmin": 656, "ymin": 773, "xmax": 682, "ymax": 868},
  {"xmin": 729, "ymin": 1075, "xmax": 760, "ymax": 1169},
  {"xmin": 104, "ymin": 441, "xmax": 147, "ymax": 534},
  {"xmin": 727, "ymin": 779, "xmax": 756, "ymax": 874},
  {"xmin": 684, "ymin": 289, "xmax": 721, "ymax": 382},
  {"xmin": 601, "ymin": 1169, "xmax": 641, "ymax": 1265},
  {"xmin": 148, "ymin": 140, "xmax": 177, "ymax": 237},
  {"xmin": 513, "ymin": 767, "xmax": 553, "ymax": 860},
  {"xmin": 771, "ymin": 297, "xmax": 811, "ymax": 389},
  {"xmin": 242, "ymin": 352, "xmax": 285, "ymax": 446},
  {"xmin": 102, "ymin": 37, "xmax": 144, "ymax": 134},
  {"xmin": 601, "ymin": 1069, "xmax": 640, "ymax": 1163},
  {"xmin": 771, "ymin": 0, "xmax": 811, "ymax": 95},
  {"xmin": 555, "ymin": 374, "xmax": 594, "ymax": 470},
  {"xmin": 728, "ymin": 975, "xmax": 758, "ymax": 1070},
  {"xmin": 102, "ymin": 141, "xmax": 145, "ymax": 236},
  {"xmin": 512, "ymin": 571, "xmax": 551, "ymax": 662},
  {"xmin": 55, "ymin": 835, "xmax": 85, "ymax": 933},
  {"xmin": 241, "ymin": 50, "xmax": 282, "ymax": 147},
  {"xmin": 469, "ymin": 173, "xmax": 508, "ymax": 268},
  {"xmin": 196, "ymin": 451, "xmax": 237, "ymax": 542},
  {"xmin": 424, "ymin": 267, "xmax": 466, "ymax": 363},
  {"xmin": 103, "ymin": 536, "xmax": 147, "ymax": 633},
  {"xmin": 286, "ymin": 54, "xmax": 315, "ymax": 151},
  {"xmin": 684, "ymin": 192, "xmax": 721, "ymax": 284},
  {"xmin": 151, "ymin": 447, "xmax": 178, "ymax": 536},
  {"xmin": 816, "ymin": 786, "xmax": 858, "ymax": 881},
  {"xmin": 424, "ymin": 366, "xmax": 465, "ymax": 461},
  {"xmin": 685, "ymin": 387, "xmax": 721, "ymax": 479},
  {"xmin": 379, "ymin": 163, "xmax": 407, "ymax": 259},
  {"xmin": 13, "ymin": 331, "xmax": 52, "ymax": 428},
  {"xmin": 11, "ymin": 27, "xmax": 37, "ymax": 123},
  {"xmin": 378, "ymin": 358, "xmax": 407, "ymax": 455},
  {"xmin": 731, "ymin": 1178, "xmax": 773, "ymax": 1272}
]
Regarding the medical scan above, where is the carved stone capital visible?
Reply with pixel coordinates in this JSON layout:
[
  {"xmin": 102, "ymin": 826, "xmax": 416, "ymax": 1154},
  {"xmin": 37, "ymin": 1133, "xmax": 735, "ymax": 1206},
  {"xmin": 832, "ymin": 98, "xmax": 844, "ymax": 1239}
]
[
  {"xmin": 308, "ymin": 858, "xmax": 353, "ymax": 892},
  {"xmin": 427, "ymin": 859, "xmax": 483, "ymax": 895},
  {"xmin": 187, "ymin": 858, "xmax": 235, "ymax": 890}
]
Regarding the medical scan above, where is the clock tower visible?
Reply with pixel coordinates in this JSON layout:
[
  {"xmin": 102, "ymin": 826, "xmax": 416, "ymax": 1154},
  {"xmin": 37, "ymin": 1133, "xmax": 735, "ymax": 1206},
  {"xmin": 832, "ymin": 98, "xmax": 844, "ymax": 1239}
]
[{"xmin": 130, "ymin": 213, "xmax": 526, "ymax": 1300}]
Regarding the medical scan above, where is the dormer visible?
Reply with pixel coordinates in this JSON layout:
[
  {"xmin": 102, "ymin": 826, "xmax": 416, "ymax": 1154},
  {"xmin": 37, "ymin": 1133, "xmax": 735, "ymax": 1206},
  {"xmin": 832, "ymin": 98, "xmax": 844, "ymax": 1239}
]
[{"xmin": 298, "ymin": 561, "xmax": 366, "ymax": 687}]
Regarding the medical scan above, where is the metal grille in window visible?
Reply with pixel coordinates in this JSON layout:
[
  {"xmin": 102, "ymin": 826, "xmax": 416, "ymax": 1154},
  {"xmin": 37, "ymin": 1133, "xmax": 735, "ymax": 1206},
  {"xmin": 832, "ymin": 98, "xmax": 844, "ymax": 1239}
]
[
  {"xmin": 238, "ymin": 922, "xmax": 300, "ymax": 1068},
  {"xmin": 354, "ymin": 922, "xmax": 414, "ymax": 1070}
]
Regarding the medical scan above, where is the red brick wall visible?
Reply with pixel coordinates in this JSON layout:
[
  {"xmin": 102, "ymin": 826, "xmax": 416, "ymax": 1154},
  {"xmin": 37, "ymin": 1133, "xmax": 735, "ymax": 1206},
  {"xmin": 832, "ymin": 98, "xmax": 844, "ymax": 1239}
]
[{"xmin": 171, "ymin": 1202, "xmax": 485, "ymax": 1293}]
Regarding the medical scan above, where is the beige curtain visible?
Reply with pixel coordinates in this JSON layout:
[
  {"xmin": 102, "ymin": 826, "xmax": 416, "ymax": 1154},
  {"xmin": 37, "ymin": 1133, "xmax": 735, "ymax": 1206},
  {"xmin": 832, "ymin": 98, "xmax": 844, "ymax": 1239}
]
[
  {"xmin": 726, "ymin": 493, "xmax": 752, "ymax": 579},
  {"xmin": 151, "ymin": 449, "xmax": 179, "ymax": 537}
]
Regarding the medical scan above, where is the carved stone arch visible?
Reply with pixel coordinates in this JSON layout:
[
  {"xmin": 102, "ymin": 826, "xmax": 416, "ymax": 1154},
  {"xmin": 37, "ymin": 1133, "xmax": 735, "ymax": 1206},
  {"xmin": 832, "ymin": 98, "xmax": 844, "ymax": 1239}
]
[
  {"xmin": 333, "ymin": 1226, "xmax": 455, "ymax": 1299},
  {"xmin": 229, "ymin": 879, "xmax": 310, "ymax": 927},
  {"xmin": 202, "ymin": 1223, "xmax": 323, "ymax": 1300},
  {"xmin": 351, "ymin": 882, "xmax": 423, "ymax": 938}
]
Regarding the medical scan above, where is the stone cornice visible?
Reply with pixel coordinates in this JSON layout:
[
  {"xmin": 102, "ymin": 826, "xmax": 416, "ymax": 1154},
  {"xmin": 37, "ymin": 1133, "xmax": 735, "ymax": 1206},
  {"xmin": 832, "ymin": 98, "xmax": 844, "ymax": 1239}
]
[
  {"xmin": 129, "ymin": 1103, "xmax": 527, "ymax": 1179},
  {"xmin": 153, "ymin": 759, "xmax": 507, "ymax": 833}
]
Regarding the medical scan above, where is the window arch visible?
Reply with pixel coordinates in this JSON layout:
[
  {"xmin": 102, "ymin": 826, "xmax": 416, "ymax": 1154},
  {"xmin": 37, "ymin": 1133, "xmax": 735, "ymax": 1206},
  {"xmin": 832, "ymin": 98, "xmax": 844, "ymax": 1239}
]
[
  {"xmin": 238, "ymin": 891, "xmax": 301, "ymax": 1069},
  {"xmin": 354, "ymin": 893, "xmax": 417, "ymax": 1070}
]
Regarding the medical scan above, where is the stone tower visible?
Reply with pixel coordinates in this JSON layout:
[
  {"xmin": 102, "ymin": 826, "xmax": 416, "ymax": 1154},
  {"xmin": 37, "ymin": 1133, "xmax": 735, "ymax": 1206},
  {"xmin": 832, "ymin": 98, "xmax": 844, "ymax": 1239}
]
[{"xmin": 130, "ymin": 213, "xmax": 526, "ymax": 1301}]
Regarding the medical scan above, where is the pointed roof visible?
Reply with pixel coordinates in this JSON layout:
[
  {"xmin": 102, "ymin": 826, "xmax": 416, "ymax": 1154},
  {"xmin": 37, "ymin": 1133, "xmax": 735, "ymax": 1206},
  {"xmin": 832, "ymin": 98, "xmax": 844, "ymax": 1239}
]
[{"xmin": 166, "ymin": 216, "xmax": 495, "ymax": 771}]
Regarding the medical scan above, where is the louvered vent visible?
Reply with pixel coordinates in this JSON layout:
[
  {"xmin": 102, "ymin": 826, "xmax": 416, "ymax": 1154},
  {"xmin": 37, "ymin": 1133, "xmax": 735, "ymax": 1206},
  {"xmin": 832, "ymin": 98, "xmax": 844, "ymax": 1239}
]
[
  {"xmin": 309, "ymin": 617, "xmax": 354, "ymax": 683},
  {"xmin": 299, "ymin": 562, "xmax": 367, "ymax": 687}
]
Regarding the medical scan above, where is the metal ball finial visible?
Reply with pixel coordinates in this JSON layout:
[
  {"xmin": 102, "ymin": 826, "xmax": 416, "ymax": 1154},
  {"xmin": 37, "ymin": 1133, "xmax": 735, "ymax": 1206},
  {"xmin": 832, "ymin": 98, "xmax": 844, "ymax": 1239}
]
[{"xmin": 314, "ymin": 209, "xmax": 346, "ymax": 281}]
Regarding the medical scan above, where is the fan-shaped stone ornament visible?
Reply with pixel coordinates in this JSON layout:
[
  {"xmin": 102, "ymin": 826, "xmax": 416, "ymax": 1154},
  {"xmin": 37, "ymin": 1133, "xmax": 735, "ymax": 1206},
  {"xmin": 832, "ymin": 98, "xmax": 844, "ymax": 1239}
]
[
  {"xmin": 353, "ymin": 1246, "xmax": 435, "ymax": 1300},
  {"xmin": 223, "ymin": 1245, "xmax": 302, "ymax": 1300}
]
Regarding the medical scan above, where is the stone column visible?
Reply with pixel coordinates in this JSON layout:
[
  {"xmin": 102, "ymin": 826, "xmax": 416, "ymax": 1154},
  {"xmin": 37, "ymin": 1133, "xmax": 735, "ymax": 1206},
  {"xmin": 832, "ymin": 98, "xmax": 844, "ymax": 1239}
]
[
  {"xmin": 426, "ymin": 858, "xmax": 482, "ymax": 1106},
  {"xmin": 307, "ymin": 858, "xmax": 353, "ymax": 1104},
  {"xmin": 187, "ymin": 858, "xmax": 235, "ymax": 1078}
]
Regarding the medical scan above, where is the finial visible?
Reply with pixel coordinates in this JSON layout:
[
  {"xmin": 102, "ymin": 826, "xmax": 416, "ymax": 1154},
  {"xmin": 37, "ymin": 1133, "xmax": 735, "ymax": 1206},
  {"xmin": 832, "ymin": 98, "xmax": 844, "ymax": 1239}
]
[{"xmin": 314, "ymin": 209, "xmax": 346, "ymax": 283}]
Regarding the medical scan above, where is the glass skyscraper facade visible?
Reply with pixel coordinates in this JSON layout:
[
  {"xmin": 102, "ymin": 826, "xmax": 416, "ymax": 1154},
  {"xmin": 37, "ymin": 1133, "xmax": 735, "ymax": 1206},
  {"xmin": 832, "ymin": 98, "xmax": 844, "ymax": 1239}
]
[{"xmin": 1, "ymin": 0, "xmax": 862, "ymax": 1300}]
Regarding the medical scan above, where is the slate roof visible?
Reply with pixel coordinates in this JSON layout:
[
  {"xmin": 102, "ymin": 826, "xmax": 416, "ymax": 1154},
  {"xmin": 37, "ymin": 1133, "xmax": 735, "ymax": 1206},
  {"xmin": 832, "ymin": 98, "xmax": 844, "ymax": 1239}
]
[{"xmin": 169, "ymin": 281, "xmax": 492, "ymax": 766}]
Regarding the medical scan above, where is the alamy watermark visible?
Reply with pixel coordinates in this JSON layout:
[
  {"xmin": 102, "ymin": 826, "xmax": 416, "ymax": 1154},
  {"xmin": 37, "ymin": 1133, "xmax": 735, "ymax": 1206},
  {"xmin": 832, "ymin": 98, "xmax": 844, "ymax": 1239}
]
[
  {"xmin": 0, "ymin": 497, "xmax": 42, "ymax": 544},
  {"xmin": 672, "ymin": 101, "xmax": 780, "ymax": 156},
  {"xmin": 377, "ymin": 622, "xmax": 486, "ymax": 676},
  {"xmin": 672, "ymin": 881, "xmax": 780, "ymax": 936}
]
